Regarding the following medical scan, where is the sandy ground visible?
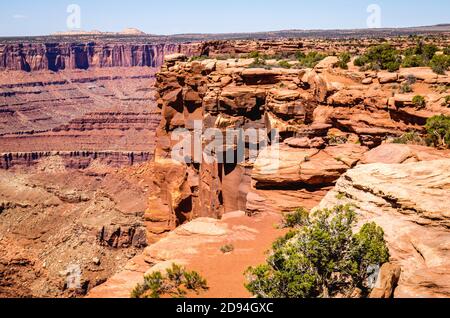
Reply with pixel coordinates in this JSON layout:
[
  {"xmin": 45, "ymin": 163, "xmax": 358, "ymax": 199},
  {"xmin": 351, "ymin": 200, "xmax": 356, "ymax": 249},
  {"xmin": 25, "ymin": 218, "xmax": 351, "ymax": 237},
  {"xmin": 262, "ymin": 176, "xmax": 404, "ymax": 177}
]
[{"xmin": 88, "ymin": 211, "xmax": 285, "ymax": 298}]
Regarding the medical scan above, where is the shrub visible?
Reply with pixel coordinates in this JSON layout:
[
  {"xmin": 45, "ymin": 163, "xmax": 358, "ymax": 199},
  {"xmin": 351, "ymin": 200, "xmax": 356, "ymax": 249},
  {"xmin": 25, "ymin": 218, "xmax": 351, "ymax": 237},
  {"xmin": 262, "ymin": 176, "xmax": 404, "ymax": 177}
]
[
  {"xmin": 399, "ymin": 83, "xmax": 413, "ymax": 93},
  {"xmin": 131, "ymin": 264, "xmax": 208, "ymax": 298},
  {"xmin": 393, "ymin": 131, "xmax": 425, "ymax": 145},
  {"xmin": 295, "ymin": 51, "xmax": 306, "ymax": 60},
  {"xmin": 386, "ymin": 61, "xmax": 401, "ymax": 72},
  {"xmin": 364, "ymin": 44, "xmax": 402, "ymax": 72},
  {"xmin": 425, "ymin": 115, "xmax": 450, "ymax": 148},
  {"xmin": 405, "ymin": 42, "xmax": 439, "ymax": 63},
  {"xmin": 412, "ymin": 95, "xmax": 426, "ymax": 108},
  {"xmin": 277, "ymin": 60, "xmax": 292, "ymax": 69},
  {"xmin": 402, "ymin": 54, "xmax": 425, "ymax": 68},
  {"xmin": 405, "ymin": 74, "xmax": 417, "ymax": 85},
  {"xmin": 337, "ymin": 52, "xmax": 351, "ymax": 69},
  {"xmin": 247, "ymin": 51, "xmax": 261, "ymax": 59},
  {"xmin": 184, "ymin": 271, "xmax": 209, "ymax": 291},
  {"xmin": 416, "ymin": 44, "xmax": 439, "ymax": 63},
  {"xmin": 444, "ymin": 46, "xmax": 450, "ymax": 55},
  {"xmin": 248, "ymin": 57, "xmax": 270, "ymax": 69},
  {"xmin": 328, "ymin": 134, "xmax": 348, "ymax": 145},
  {"xmin": 189, "ymin": 55, "xmax": 209, "ymax": 62},
  {"xmin": 282, "ymin": 207, "xmax": 309, "ymax": 228},
  {"xmin": 353, "ymin": 56, "xmax": 368, "ymax": 67},
  {"xmin": 430, "ymin": 54, "xmax": 449, "ymax": 75},
  {"xmin": 220, "ymin": 244, "xmax": 235, "ymax": 254},
  {"xmin": 297, "ymin": 51, "xmax": 327, "ymax": 68},
  {"xmin": 245, "ymin": 205, "xmax": 390, "ymax": 298}
]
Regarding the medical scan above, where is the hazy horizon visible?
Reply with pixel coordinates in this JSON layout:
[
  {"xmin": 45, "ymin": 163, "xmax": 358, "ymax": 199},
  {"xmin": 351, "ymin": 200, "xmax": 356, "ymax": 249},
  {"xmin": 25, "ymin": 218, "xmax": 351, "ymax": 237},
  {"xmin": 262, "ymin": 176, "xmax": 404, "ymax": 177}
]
[{"xmin": 1, "ymin": 0, "xmax": 449, "ymax": 37}]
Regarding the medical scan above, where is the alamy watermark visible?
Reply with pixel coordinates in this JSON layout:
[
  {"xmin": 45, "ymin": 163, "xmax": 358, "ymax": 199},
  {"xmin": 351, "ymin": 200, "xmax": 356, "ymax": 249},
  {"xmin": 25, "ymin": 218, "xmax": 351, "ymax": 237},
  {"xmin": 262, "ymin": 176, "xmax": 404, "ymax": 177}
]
[
  {"xmin": 66, "ymin": 4, "xmax": 82, "ymax": 30},
  {"xmin": 367, "ymin": 264, "xmax": 381, "ymax": 289},
  {"xmin": 65, "ymin": 264, "xmax": 82, "ymax": 290},
  {"xmin": 170, "ymin": 120, "xmax": 281, "ymax": 172},
  {"xmin": 367, "ymin": 4, "xmax": 382, "ymax": 28}
]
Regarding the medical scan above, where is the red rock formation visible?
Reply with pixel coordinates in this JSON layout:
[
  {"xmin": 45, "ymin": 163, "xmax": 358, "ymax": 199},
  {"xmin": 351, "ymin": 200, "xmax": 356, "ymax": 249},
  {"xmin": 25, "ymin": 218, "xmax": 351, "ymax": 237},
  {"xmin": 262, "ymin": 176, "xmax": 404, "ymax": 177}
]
[
  {"xmin": 0, "ymin": 42, "xmax": 205, "ymax": 72},
  {"xmin": 149, "ymin": 51, "xmax": 450, "ymax": 233}
]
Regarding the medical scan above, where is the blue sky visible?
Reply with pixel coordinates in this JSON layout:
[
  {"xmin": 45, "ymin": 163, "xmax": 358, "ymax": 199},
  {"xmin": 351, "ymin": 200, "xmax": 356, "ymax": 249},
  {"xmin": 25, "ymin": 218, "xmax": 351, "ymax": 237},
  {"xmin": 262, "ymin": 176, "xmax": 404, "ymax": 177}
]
[{"xmin": 0, "ymin": 0, "xmax": 448, "ymax": 36}]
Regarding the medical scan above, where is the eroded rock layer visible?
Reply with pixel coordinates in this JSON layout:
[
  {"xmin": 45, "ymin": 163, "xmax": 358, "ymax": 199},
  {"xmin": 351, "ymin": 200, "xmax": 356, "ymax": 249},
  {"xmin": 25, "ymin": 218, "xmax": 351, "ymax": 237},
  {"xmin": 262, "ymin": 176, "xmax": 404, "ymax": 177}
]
[
  {"xmin": 0, "ymin": 42, "xmax": 205, "ymax": 72},
  {"xmin": 0, "ymin": 68, "xmax": 160, "ymax": 169},
  {"xmin": 317, "ymin": 160, "xmax": 450, "ymax": 298}
]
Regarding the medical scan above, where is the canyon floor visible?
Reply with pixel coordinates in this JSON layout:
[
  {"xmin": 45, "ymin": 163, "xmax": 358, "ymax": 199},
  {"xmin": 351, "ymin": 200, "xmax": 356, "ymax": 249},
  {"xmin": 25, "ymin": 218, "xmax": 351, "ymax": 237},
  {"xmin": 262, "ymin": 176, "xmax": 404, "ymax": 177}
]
[{"xmin": 88, "ymin": 212, "xmax": 285, "ymax": 298}]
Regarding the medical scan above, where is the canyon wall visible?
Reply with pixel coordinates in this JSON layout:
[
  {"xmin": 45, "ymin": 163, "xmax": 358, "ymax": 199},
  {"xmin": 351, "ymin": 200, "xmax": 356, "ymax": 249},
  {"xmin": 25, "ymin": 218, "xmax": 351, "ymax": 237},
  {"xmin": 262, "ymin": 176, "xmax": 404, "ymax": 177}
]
[
  {"xmin": 0, "ymin": 42, "xmax": 206, "ymax": 72},
  {"xmin": 0, "ymin": 67, "xmax": 160, "ymax": 169}
]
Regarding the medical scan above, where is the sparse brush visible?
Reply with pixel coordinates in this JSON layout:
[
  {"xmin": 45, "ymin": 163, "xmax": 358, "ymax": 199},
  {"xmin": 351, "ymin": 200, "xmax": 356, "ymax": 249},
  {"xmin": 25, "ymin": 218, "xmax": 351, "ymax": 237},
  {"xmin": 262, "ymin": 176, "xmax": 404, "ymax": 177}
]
[
  {"xmin": 393, "ymin": 131, "xmax": 426, "ymax": 146},
  {"xmin": 399, "ymin": 83, "xmax": 413, "ymax": 93},
  {"xmin": 277, "ymin": 60, "xmax": 292, "ymax": 69},
  {"xmin": 130, "ymin": 264, "xmax": 208, "ymax": 298},
  {"xmin": 282, "ymin": 207, "xmax": 310, "ymax": 228},
  {"xmin": 337, "ymin": 52, "xmax": 351, "ymax": 69},
  {"xmin": 412, "ymin": 95, "xmax": 426, "ymax": 109},
  {"xmin": 220, "ymin": 244, "xmax": 235, "ymax": 254}
]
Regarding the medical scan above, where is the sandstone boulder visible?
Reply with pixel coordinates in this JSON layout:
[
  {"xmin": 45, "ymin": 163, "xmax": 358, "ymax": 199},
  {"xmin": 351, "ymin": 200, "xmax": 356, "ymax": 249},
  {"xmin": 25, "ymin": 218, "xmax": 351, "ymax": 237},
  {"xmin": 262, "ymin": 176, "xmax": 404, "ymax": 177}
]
[
  {"xmin": 314, "ymin": 56, "xmax": 339, "ymax": 71},
  {"xmin": 252, "ymin": 144, "xmax": 366, "ymax": 187},
  {"xmin": 362, "ymin": 144, "xmax": 450, "ymax": 164},
  {"xmin": 399, "ymin": 67, "xmax": 438, "ymax": 83},
  {"xmin": 378, "ymin": 72, "xmax": 398, "ymax": 84}
]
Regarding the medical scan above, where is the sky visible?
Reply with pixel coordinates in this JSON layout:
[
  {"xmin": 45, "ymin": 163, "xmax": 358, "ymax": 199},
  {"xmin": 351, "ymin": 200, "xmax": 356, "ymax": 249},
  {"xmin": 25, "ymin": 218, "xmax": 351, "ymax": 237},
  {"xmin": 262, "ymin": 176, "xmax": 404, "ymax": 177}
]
[{"xmin": 0, "ymin": 0, "xmax": 449, "ymax": 37}]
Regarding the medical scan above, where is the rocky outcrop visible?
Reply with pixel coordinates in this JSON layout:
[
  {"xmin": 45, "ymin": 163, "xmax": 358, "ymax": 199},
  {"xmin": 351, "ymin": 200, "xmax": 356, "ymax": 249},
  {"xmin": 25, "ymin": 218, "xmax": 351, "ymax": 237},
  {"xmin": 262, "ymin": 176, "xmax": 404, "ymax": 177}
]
[
  {"xmin": 151, "ymin": 54, "xmax": 449, "ymax": 227},
  {"xmin": 317, "ymin": 159, "xmax": 450, "ymax": 298},
  {"xmin": 0, "ymin": 162, "xmax": 152, "ymax": 297}
]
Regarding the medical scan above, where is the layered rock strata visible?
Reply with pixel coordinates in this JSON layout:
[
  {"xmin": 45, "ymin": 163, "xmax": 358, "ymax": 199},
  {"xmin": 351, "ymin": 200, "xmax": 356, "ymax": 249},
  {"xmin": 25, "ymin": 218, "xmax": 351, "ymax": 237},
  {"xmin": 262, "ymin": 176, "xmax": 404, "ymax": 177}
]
[
  {"xmin": 0, "ymin": 42, "xmax": 205, "ymax": 72},
  {"xmin": 149, "ymin": 53, "xmax": 450, "ymax": 234}
]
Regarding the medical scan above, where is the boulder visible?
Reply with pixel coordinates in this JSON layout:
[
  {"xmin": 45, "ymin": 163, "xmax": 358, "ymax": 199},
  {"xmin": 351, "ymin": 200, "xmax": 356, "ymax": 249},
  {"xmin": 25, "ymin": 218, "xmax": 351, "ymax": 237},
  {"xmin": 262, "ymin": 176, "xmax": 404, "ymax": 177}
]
[
  {"xmin": 252, "ymin": 144, "xmax": 366, "ymax": 187},
  {"xmin": 314, "ymin": 56, "xmax": 339, "ymax": 71},
  {"xmin": 370, "ymin": 263, "xmax": 401, "ymax": 298},
  {"xmin": 362, "ymin": 144, "xmax": 450, "ymax": 164},
  {"xmin": 399, "ymin": 67, "xmax": 438, "ymax": 83},
  {"xmin": 378, "ymin": 72, "xmax": 398, "ymax": 84}
]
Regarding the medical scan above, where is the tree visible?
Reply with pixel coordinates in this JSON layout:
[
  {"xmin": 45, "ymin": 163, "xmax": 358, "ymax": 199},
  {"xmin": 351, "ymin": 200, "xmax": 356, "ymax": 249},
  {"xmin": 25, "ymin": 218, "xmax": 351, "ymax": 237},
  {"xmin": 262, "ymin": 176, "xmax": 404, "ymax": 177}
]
[
  {"xmin": 430, "ymin": 54, "xmax": 449, "ymax": 75},
  {"xmin": 245, "ymin": 205, "xmax": 390, "ymax": 298},
  {"xmin": 425, "ymin": 115, "xmax": 450, "ymax": 149},
  {"xmin": 131, "ymin": 264, "xmax": 208, "ymax": 298}
]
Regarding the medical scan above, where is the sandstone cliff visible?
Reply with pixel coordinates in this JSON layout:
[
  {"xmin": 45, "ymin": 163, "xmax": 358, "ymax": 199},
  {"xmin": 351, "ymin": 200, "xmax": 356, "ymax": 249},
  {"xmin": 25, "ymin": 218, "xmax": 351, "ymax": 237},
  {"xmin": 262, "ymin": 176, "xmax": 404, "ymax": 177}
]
[{"xmin": 0, "ymin": 42, "xmax": 205, "ymax": 72}]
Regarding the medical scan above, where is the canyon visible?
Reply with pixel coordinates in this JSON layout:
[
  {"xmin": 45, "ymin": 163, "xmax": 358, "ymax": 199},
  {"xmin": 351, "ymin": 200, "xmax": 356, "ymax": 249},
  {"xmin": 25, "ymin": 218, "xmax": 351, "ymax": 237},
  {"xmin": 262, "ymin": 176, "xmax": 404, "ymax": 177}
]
[{"xmin": 0, "ymin": 33, "xmax": 450, "ymax": 298}]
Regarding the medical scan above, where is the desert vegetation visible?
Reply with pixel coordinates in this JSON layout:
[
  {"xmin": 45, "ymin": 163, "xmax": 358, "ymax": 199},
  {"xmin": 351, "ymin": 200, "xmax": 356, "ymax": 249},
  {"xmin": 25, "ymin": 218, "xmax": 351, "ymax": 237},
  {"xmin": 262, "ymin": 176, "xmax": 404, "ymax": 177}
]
[
  {"xmin": 393, "ymin": 115, "xmax": 450, "ymax": 149},
  {"xmin": 354, "ymin": 41, "xmax": 450, "ymax": 73},
  {"xmin": 245, "ymin": 205, "xmax": 390, "ymax": 298},
  {"xmin": 425, "ymin": 115, "xmax": 450, "ymax": 149},
  {"xmin": 131, "ymin": 264, "xmax": 209, "ymax": 298}
]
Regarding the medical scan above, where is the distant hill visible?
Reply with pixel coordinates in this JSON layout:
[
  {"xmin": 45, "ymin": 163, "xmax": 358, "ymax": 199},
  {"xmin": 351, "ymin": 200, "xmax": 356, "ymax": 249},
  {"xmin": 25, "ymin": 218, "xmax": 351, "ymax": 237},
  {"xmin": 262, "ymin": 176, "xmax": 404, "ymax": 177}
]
[
  {"xmin": 2, "ymin": 24, "xmax": 449, "ymax": 43},
  {"xmin": 51, "ymin": 28, "xmax": 147, "ymax": 37}
]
